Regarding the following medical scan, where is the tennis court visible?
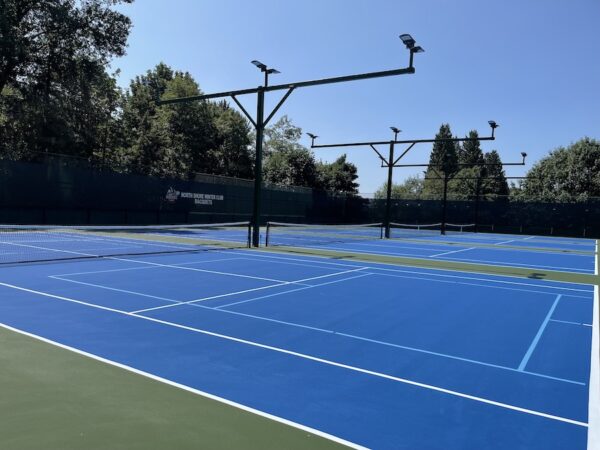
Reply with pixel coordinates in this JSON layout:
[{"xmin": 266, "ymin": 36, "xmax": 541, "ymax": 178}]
[
  {"xmin": 0, "ymin": 224, "xmax": 598, "ymax": 449},
  {"xmin": 264, "ymin": 223, "xmax": 597, "ymax": 274}
]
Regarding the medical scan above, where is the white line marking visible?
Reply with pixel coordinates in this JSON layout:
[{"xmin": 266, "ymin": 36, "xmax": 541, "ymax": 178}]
[
  {"xmin": 212, "ymin": 301, "xmax": 584, "ymax": 385},
  {"xmin": 366, "ymin": 272, "xmax": 590, "ymax": 299},
  {"xmin": 429, "ymin": 247, "xmax": 476, "ymax": 257},
  {"xmin": 43, "ymin": 272, "xmax": 585, "ymax": 385},
  {"xmin": 495, "ymin": 239, "xmax": 523, "ymax": 245},
  {"xmin": 130, "ymin": 267, "xmax": 369, "ymax": 314},
  {"xmin": 111, "ymin": 256, "xmax": 298, "ymax": 284},
  {"xmin": 587, "ymin": 241, "xmax": 600, "ymax": 449},
  {"xmin": 50, "ymin": 276, "xmax": 181, "ymax": 304},
  {"xmin": 216, "ymin": 273, "xmax": 372, "ymax": 309},
  {"xmin": 57, "ymin": 268, "xmax": 587, "ymax": 386},
  {"xmin": 50, "ymin": 257, "xmax": 245, "ymax": 277},
  {"xmin": 518, "ymin": 295, "xmax": 562, "ymax": 371},
  {"xmin": 549, "ymin": 319, "xmax": 591, "ymax": 327},
  {"xmin": 272, "ymin": 243, "xmax": 595, "ymax": 274},
  {"xmin": 0, "ymin": 323, "xmax": 366, "ymax": 450},
  {"xmin": 0, "ymin": 281, "xmax": 587, "ymax": 428},
  {"xmin": 233, "ymin": 250, "xmax": 595, "ymax": 292}
]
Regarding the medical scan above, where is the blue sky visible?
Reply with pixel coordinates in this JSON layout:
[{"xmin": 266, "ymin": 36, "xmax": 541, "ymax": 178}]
[{"xmin": 112, "ymin": 0, "xmax": 600, "ymax": 194}]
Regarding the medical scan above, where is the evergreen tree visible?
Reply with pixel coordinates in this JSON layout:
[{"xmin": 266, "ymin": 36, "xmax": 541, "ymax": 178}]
[
  {"xmin": 481, "ymin": 150, "xmax": 509, "ymax": 197},
  {"xmin": 457, "ymin": 130, "xmax": 484, "ymax": 167},
  {"xmin": 422, "ymin": 124, "xmax": 459, "ymax": 196}
]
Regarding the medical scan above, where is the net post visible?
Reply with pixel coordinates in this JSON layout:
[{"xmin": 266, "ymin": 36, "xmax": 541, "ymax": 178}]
[
  {"xmin": 265, "ymin": 222, "xmax": 270, "ymax": 247},
  {"xmin": 247, "ymin": 222, "xmax": 252, "ymax": 248}
]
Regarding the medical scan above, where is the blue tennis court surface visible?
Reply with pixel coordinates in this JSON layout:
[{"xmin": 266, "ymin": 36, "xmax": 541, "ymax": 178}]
[
  {"xmin": 0, "ymin": 244, "xmax": 597, "ymax": 449},
  {"xmin": 265, "ymin": 227, "xmax": 597, "ymax": 274}
]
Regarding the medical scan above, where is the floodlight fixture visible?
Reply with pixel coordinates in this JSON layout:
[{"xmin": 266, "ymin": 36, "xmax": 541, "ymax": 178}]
[
  {"xmin": 521, "ymin": 152, "xmax": 527, "ymax": 163},
  {"xmin": 251, "ymin": 60, "xmax": 267, "ymax": 71},
  {"xmin": 400, "ymin": 34, "xmax": 424, "ymax": 67},
  {"xmin": 390, "ymin": 127, "xmax": 401, "ymax": 140},
  {"xmin": 488, "ymin": 120, "xmax": 498, "ymax": 137},
  {"xmin": 251, "ymin": 60, "xmax": 280, "ymax": 87},
  {"xmin": 399, "ymin": 34, "xmax": 416, "ymax": 49},
  {"xmin": 307, "ymin": 133, "xmax": 318, "ymax": 146}
]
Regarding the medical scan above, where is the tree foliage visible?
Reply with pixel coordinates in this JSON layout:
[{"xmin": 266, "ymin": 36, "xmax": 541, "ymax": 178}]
[
  {"xmin": 316, "ymin": 155, "xmax": 359, "ymax": 194},
  {"xmin": 423, "ymin": 124, "xmax": 459, "ymax": 195},
  {"xmin": 0, "ymin": 0, "xmax": 131, "ymax": 160},
  {"xmin": 516, "ymin": 138, "xmax": 600, "ymax": 201},
  {"xmin": 374, "ymin": 175, "xmax": 424, "ymax": 199},
  {"xmin": 457, "ymin": 130, "xmax": 484, "ymax": 167},
  {"xmin": 263, "ymin": 116, "xmax": 359, "ymax": 193}
]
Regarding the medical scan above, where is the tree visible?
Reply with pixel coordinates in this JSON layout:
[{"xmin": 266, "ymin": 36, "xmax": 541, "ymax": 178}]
[
  {"xmin": 316, "ymin": 155, "xmax": 359, "ymax": 194},
  {"xmin": 263, "ymin": 116, "xmax": 317, "ymax": 187},
  {"xmin": 210, "ymin": 101, "xmax": 253, "ymax": 178},
  {"xmin": 263, "ymin": 115, "xmax": 304, "ymax": 155},
  {"xmin": 263, "ymin": 147, "xmax": 318, "ymax": 187},
  {"xmin": 457, "ymin": 130, "xmax": 484, "ymax": 167},
  {"xmin": 0, "ymin": 0, "xmax": 132, "ymax": 95},
  {"xmin": 0, "ymin": 0, "xmax": 131, "ymax": 161},
  {"xmin": 482, "ymin": 150, "xmax": 509, "ymax": 197},
  {"xmin": 423, "ymin": 124, "xmax": 459, "ymax": 196},
  {"xmin": 374, "ymin": 175, "xmax": 424, "ymax": 199},
  {"xmin": 447, "ymin": 167, "xmax": 481, "ymax": 199},
  {"xmin": 519, "ymin": 138, "xmax": 600, "ymax": 201}
]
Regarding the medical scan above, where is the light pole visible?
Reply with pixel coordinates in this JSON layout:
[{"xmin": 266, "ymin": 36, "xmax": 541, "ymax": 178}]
[
  {"xmin": 157, "ymin": 34, "xmax": 424, "ymax": 246},
  {"xmin": 251, "ymin": 60, "xmax": 280, "ymax": 87},
  {"xmin": 308, "ymin": 121, "xmax": 497, "ymax": 237}
]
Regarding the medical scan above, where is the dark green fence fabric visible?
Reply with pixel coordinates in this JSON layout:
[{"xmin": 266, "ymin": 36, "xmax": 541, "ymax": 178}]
[
  {"xmin": 0, "ymin": 157, "xmax": 367, "ymax": 226},
  {"xmin": 1, "ymin": 157, "xmax": 597, "ymax": 238}
]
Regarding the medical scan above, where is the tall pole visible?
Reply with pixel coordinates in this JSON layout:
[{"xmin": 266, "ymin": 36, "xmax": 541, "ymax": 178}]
[
  {"xmin": 252, "ymin": 88, "xmax": 265, "ymax": 247},
  {"xmin": 474, "ymin": 173, "xmax": 482, "ymax": 232},
  {"xmin": 441, "ymin": 173, "xmax": 449, "ymax": 235},
  {"xmin": 384, "ymin": 141, "xmax": 395, "ymax": 238},
  {"xmin": 157, "ymin": 35, "xmax": 424, "ymax": 247}
]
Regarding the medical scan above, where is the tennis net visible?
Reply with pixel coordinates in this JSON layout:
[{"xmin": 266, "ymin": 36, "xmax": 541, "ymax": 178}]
[
  {"xmin": 0, "ymin": 221, "xmax": 251, "ymax": 265},
  {"xmin": 445, "ymin": 223, "xmax": 476, "ymax": 234},
  {"xmin": 265, "ymin": 222, "xmax": 384, "ymax": 247},
  {"xmin": 389, "ymin": 223, "xmax": 442, "ymax": 239}
]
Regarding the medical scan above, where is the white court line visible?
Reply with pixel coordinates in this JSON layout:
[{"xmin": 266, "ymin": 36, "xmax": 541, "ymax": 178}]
[
  {"xmin": 216, "ymin": 273, "xmax": 372, "ymax": 309},
  {"xmin": 549, "ymin": 319, "xmax": 592, "ymax": 327},
  {"xmin": 0, "ymin": 323, "xmax": 366, "ymax": 450},
  {"xmin": 1, "ymin": 235, "xmax": 197, "ymax": 255},
  {"xmin": 0, "ymin": 281, "xmax": 587, "ymax": 428},
  {"xmin": 233, "ymin": 250, "xmax": 595, "ymax": 292},
  {"xmin": 518, "ymin": 295, "xmax": 562, "ymax": 371},
  {"xmin": 365, "ymin": 271, "xmax": 590, "ymax": 299},
  {"xmin": 587, "ymin": 242, "xmax": 600, "ymax": 449},
  {"xmin": 495, "ymin": 238, "xmax": 525, "ymax": 245},
  {"xmin": 111, "ymin": 256, "xmax": 300, "ymax": 285},
  {"xmin": 429, "ymin": 247, "xmax": 476, "ymax": 258},
  {"xmin": 130, "ymin": 267, "xmax": 369, "ymax": 314},
  {"xmin": 47, "ymin": 271, "xmax": 583, "ymax": 385},
  {"xmin": 273, "ymin": 243, "xmax": 595, "ymax": 274},
  {"xmin": 49, "ymin": 276, "xmax": 181, "ymax": 304},
  {"xmin": 50, "ymin": 257, "xmax": 245, "ymax": 278}
]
